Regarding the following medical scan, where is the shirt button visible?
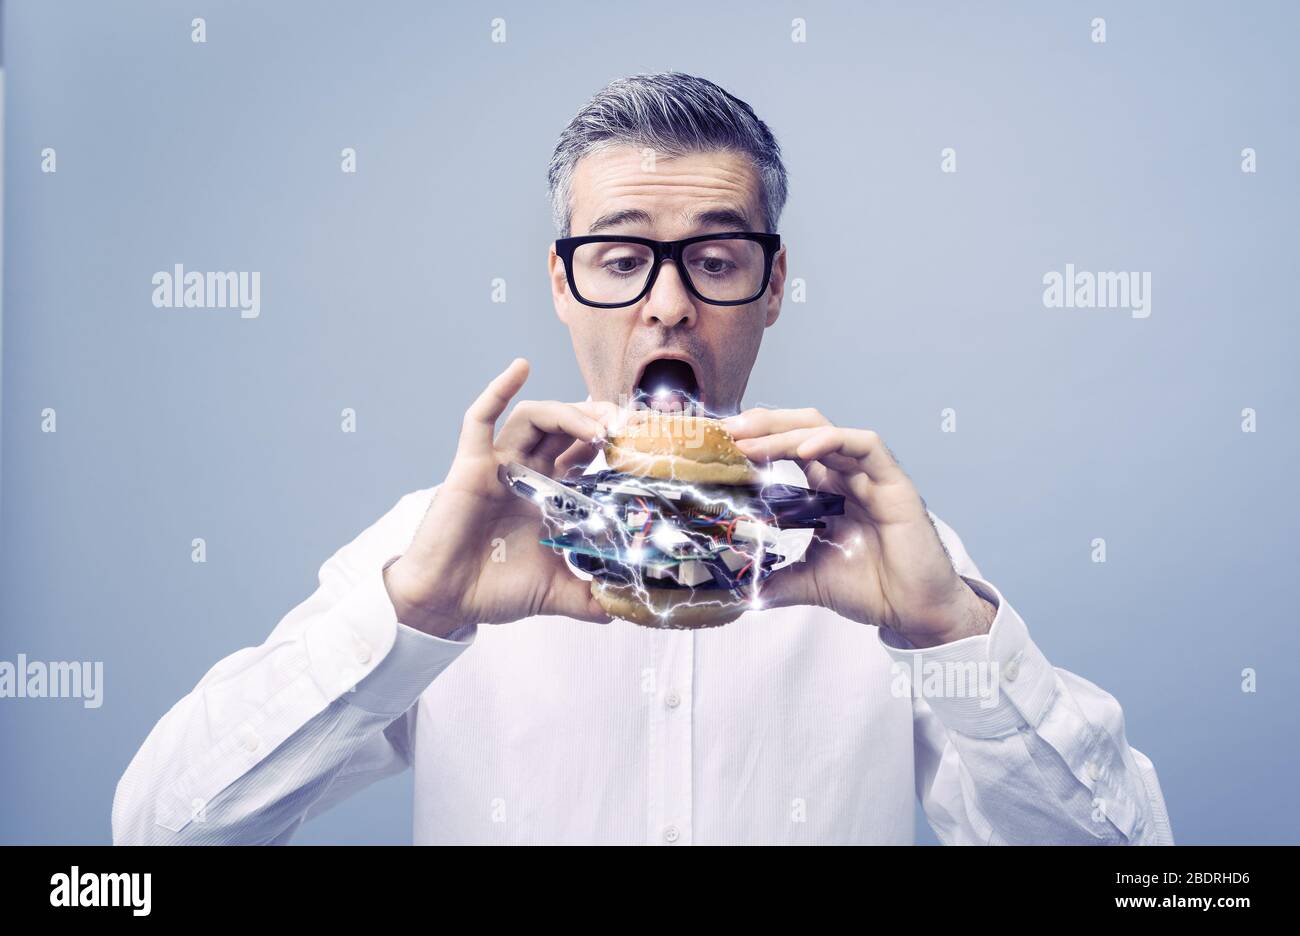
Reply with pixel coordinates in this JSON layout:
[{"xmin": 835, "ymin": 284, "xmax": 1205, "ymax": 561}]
[
  {"xmin": 1002, "ymin": 657, "xmax": 1020, "ymax": 682},
  {"xmin": 665, "ymin": 690, "xmax": 681, "ymax": 709},
  {"xmin": 353, "ymin": 636, "xmax": 372, "ymax": 665},
  {"xmin": 663, "ymin": 825, "xmax": 680, "ymax": 844},
  {"xmin": 239, "ymin": 728, "xmax": 260, "ymax": 753},
  {"xmin": 1086, "ymin": 762, "xmax": 1102, "ymax": 782}
]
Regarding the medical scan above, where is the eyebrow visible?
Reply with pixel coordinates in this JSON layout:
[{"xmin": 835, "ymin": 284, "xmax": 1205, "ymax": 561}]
[
  {"xmin": 690, "ymin": 207, "xmax": 753, "ymax": 231},
  {"xmin": 587, "ymin": 209, "xmax": 654, "ymax": 234},
  {"xmin": 585, "ymin": 206, "xmax": 755, "ymax": 236}
]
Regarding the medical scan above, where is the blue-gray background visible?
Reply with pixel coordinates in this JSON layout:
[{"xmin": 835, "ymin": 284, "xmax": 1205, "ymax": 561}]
[{"xmin": 2, "ymin": 0, "xmax": 1296, "ymax": 845}]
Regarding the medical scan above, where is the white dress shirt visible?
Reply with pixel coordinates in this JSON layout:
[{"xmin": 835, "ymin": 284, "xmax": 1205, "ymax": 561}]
[{"xmin": 112, "ymin": 455, "xmax": 1174, "ymax": 845}]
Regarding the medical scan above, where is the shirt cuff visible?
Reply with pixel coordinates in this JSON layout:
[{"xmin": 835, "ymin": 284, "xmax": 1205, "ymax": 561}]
[
  {"xmin": 875, "ymin": 575, "xmax": 1057, "ymax": 739},
  {"xmin": 303, "ymin": 560, "xmax": 475, "ymax": 718}
]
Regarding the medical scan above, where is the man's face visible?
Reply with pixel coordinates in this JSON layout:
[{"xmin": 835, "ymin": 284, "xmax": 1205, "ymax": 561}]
[{"xmin": 548, "ymin": 146, "xmax": 785, "ymax": 417}]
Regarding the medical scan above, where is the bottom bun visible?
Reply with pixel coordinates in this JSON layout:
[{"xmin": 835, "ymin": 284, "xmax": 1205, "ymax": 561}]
[{"xmin": 591, "ymin": 580, "xmax": 747, "ymax": 630}]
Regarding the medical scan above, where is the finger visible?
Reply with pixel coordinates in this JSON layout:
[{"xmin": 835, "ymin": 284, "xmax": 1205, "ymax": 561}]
[
  {"xmin": 533, "ymin": 397, "xmax": 624, "ymax": 457},
  {"xmin": 572, "ymin": 400, "xmax": 623, "ymax": 425},
  {"xmin": 737, "ymin": 426, "xmax": 905, "ymax": 484},
  {"xmin": 530, "ymin": 400, "xmax": 621, "ymax": 466},
  {"xmin": 754, "ymin": 560, "xmax": 814, "ymax": 611},
  {"xmin": 800, "ymin": 460, "xmax": 846, "ymax": 497},
  {"xmin": 495, "ymin": 400, "xmax": 609, "ymax": 462},
  {"xmin": 531, "ymin": 427, "xmax": 591, "ymax": 468},
  {"xmin": 794, "ymin": 426, "xmax": 906, "ymax": 484},
  {"xmin": 804, "ymin": 448, "xmax": 866, "ymax": 476},
  {"xmin": 458, "ymin": 358, "xmax": 530, "ymax": 460},
  {"xmin": 733, "ymin": 426, "xmax": 824, "ymax": 462},
  {"xmin": 777, "ymin": 451, "xmax": 874, "ymax": 514},
  {"xmin": 546, "ymin": 574, "xmax": 614, "ymax": 625},
  {"xmin": 722, "ymin": 406, "xmax": 831, "ymax": 440},
  {"xmin": 552, "ymin": 437, "xmax": 602, "ymax": 478}
]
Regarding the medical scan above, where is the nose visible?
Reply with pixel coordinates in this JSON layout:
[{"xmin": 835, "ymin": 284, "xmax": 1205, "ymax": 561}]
[{"xmin": 640, "ymin": 260, "xmax": 697, "ymax": 329}]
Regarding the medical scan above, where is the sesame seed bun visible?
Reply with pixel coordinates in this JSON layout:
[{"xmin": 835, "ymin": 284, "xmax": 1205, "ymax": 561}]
[
  {"xmin": 603, "ymin": 411, "xmax": 760, "ymax": 485},
  {"xmin": 590, "ymin": 580, "xmax": 747, "ymax": 630}
]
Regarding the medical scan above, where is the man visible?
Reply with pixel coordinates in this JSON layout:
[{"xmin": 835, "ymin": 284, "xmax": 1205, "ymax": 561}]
[{"xmin": 113, "ymin": 73, "xmax": 1173, "ymax": 845}]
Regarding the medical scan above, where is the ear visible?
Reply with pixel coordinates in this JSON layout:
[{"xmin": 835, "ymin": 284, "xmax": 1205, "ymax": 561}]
[
  {"xmin": 549, "ymin": 244, "xmax": 572, "ymax": 324},
  {"xmin": 763, "ymin": 245, "xmax": 787, "ymax": 328}
]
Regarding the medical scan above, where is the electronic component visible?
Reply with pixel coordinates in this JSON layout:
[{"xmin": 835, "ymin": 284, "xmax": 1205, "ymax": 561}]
[{"xmin": 500, "ymin": 461, "xmax": 844, "ymax": 597}]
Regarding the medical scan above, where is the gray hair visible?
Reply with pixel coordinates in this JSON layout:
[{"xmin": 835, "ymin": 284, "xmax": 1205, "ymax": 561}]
[{"xmin": 547, "ymin": 72, "xmax": 788, "ymax": 237}]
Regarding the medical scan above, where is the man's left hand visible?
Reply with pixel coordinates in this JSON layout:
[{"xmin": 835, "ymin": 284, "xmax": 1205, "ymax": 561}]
[{"xmin": 722, "ymin": 408, "xmax": 996, "ymax": 648}]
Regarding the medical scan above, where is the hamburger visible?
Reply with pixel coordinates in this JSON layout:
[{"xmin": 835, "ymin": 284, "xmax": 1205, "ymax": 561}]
[
  {"xmin": 589, "ymin": 410, "xmax": 762, "ymax": 628},
  {"xmin": 500, "ymin": 408, "xmax": 845, "ymax": 630}
]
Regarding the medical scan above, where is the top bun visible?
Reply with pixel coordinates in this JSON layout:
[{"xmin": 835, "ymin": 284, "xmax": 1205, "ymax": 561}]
[{"xmin": 604, "ymin": 411, "xmax": 760, "ymax": 485}]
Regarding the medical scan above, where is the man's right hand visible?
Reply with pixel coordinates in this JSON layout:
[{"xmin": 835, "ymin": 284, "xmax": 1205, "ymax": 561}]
[{"xmin": 383, "ymin": 358, "xmax": 621, "ymax": 638}]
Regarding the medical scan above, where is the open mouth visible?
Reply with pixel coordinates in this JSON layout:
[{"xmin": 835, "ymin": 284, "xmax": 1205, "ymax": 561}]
[{"xmin": 634, "ymin": 358, "xmax": 701, "ymax": 413}]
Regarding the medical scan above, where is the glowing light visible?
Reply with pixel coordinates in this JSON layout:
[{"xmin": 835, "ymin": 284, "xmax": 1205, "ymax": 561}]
[
  {"xmin": 510, "ymin": 446, "xmax": 842, "ymax": 622},
  {"xmin": 651, "ymin": 523, "xmax": 688, "ymax": 551}
]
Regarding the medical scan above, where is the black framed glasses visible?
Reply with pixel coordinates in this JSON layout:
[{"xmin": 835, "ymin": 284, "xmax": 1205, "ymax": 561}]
[{"xmin": 554, "ymin": 232, "xmax": 781, "ymax": 309}]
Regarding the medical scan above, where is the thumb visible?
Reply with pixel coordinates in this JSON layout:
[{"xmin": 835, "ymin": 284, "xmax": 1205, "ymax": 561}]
[
  {"xmin": 545, "ymin": 573, "xmax": 614, "ymax": 625},
  {"xmin": 552, "ymin": 437, "xmax": 604, "ymax": 479},
  {"xmin": 754, "ymin": 560, "xmax": 815, "ymax": 611}
]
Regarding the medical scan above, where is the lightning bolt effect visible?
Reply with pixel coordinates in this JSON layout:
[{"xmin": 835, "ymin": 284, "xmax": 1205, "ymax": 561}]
[{"xmin": 500, "ymin": 392, "xmax": 847, "ymax": 628}]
